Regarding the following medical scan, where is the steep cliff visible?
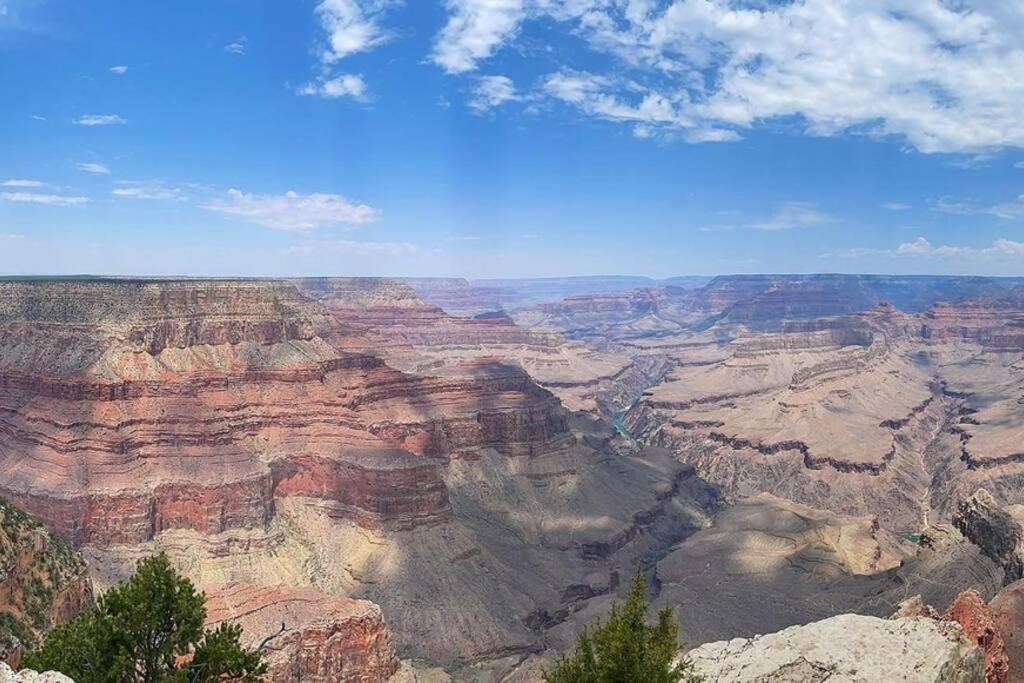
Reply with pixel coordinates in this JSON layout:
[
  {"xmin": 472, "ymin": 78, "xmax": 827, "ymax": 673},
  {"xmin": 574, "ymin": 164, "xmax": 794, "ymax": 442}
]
[{"xmin": 0, "ymin": 498, "xmax": 92, "ymax": 665}]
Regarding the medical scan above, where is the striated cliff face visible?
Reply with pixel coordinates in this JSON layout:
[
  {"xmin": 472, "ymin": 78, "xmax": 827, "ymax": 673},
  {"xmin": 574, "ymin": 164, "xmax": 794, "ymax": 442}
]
[
  {"xmin": 0, "ymin": 279, "xmax": 579, "ymax": 544},
  {"xmin": 0, "ymin": 498, "xmax": 93, "ymax": 665},
  {"xmin": 954, "ymin": 490, "xmax": 1024, "ymax": 585},
  {"xmin": 204, "ymin": 584, "xmax": 400, "ymax": 683},
  {"xmin": 0, "ymin": 277, "xmax": 719, "ymax": 674}
]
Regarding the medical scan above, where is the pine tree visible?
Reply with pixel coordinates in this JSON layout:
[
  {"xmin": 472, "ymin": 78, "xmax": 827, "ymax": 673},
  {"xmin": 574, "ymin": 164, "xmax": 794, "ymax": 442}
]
[
  {"xmin": 24, "ymin": 554, "xmax": 265, "ymax": 682},
  {"xmin": 544, "ymin": 569, "xmax": 701, "ymax": 683}
]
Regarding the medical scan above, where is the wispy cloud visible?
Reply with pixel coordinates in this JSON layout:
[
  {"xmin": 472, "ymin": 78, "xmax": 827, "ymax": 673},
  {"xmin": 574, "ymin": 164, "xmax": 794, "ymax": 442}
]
[
  {"xmin": 111, "ymin": 182, "xmax": 183, "ymax": 201},
  {"xmin": 883, "ymin": 202, "xmax": 910, "ymax": 211},
  {"xmin": 469, "ymin": 75, "xmax": 518, "ymax": 113},
  {"xmin": 109, "ymin": 65, "xmax": 128, "ymax": 75},
  {"xmin": 298, "ymin": 74, "xmax": 367, "ymax": 100},
  {"xmin": 224, "ymin": 37, "xmax": 247, "ymax": 55},
  {"xmin": 933, "ymin": 194, "xmax": 1024, "ymax": 220},
  {"xmin": 749, "ymin": 202, "xmax": 835, "ymax": 231},
  {"xmin": 73, "ymin": 114, "xmax": 126, "ymax": 126},
  {"xmin": 1, "ymin": 192, "xmax": 88, "ymax": 206},
  {"xmin": 2, "ymin": 179, "xmax": 45, "ymax": 188},
  {"xmin": 202, "ymin": 188, "xmax": 379, "ymax": 231},
  {"xmin": 836, "ymin": 236, "xmax": 1024, "ymax": 259},
  {"xmin": 77, "ymin": 162, "xmax": 110, "ymax": 175},
  {"xmin": 285, "ymin": 238, "xmax": 417, "ymax": 256}
]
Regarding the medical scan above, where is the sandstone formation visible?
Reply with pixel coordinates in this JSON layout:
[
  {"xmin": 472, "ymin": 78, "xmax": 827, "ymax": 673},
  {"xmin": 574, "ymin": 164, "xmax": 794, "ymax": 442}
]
[
  {"xmin": 687, "ymin": 614, "xmax": 984, "ymax": 682},
  {"xmin": 944, "ymin": 590, "xmax": 1009, "ymax": 683},
  {"xmin": 0, "ymin": 498, "xmax": 92, "ymax": 665},
  {"xmin": 990, "ymin": 580, "xmax": 1024, "ymax": 683},
  {"xmin": 204, "ymin": 584, "xmax": 400, "ymax": 682}
]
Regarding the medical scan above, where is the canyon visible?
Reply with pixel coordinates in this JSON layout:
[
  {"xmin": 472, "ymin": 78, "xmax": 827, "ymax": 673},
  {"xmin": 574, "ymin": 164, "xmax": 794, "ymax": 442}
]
[{"xmin": 3, "ymin": 273, "xmax": 1024, "ymax": 680}]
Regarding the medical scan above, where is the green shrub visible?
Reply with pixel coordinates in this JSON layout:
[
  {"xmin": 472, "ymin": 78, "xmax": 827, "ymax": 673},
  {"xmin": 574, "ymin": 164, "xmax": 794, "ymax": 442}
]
[
  {"xmin": 544, "ymin": 569, "xmax": 701, "ymax": 683},
  {"xmin": 24, "ymin": 553, "xmax": 265, "ymax": 682}
]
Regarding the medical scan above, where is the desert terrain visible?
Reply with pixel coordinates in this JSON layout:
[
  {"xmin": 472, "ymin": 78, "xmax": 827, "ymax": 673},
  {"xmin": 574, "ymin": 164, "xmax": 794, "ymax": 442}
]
[{"xmin": 2, "ymin": 273, "xmax": 1024, "ymax": 680}]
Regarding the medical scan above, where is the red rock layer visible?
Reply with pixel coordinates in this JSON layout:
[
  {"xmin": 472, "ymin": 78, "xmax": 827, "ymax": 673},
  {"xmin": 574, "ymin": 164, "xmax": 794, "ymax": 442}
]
[
  {"xmin": 991, "ymin": 580, "xmax": 1024, "ymax": 683},
  {"xmin": 0, "ymin": 280, "xmax": 573, "ymax": 547},
  {"xmin": 945, "ymin": 589, "xmax": 1010, "ymax": 683},
  {"xmin": 204, "ymin": 584, "xmax": 400, "ymax": 683}
]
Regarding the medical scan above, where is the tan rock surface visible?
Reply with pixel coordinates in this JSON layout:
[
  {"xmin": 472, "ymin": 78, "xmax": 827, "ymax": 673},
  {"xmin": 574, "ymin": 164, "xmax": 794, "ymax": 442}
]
[{"xmin": 687, "ymin": 614, "xmax": 984, "ymax": 683}]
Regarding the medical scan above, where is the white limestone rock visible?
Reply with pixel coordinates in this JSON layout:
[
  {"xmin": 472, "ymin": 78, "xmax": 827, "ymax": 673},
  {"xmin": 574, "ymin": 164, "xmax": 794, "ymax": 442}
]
[
  {"xmin": 0, "ymin": 663, "xmax": 74, "ymax": 683},
  {"xmin": 686, "ymin": 613, "xmax": 984, "ymax": 682}
]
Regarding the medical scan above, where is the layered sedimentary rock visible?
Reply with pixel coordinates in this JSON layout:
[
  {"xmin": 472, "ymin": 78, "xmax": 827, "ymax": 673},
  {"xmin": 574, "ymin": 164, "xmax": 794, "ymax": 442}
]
[
  {"xmin": 0, "ymin": 498, "xmax": 92, "ymax": 664},
  {"xmin": 204, "ymin": 584, "xmax": 400, "ymax": 683},
  {"xmin": 0, "ymin": 278, "xmax": 719, "ymax": 674},
  {"xmin": 954, "ymin": 490, "xmax": 1024, "ymax": 584},
  {"xmin": 687, "ymin": 614, "xmax": 984, "ymax": 683}
]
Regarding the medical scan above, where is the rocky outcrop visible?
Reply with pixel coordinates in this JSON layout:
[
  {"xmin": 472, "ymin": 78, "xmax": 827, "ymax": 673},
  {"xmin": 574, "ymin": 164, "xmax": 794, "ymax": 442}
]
[
  {"xmin": 944, "ymin": 590, "xmax": 1009, "ymax": 683},
  {"xmin": 687, "ymin": 614, "xmax": 984, "ymax": 682},
  {"xmin": 0, "ymin": 498, "xmax": 93, "ymax": 665},
  {"xmin": 204, "ymin": 584, "xmax": 401, "ymax": 683},
  {"xmin": 0, "ymin": 664, "xmax": 73, "ymax": 683},
  {"xmin": 991, "ymin": 580, "xmax": 1024, "ymax": 683},
  {"xmin": 954, "ymin": 490, "xmax": 1024, "ymax": 584}
]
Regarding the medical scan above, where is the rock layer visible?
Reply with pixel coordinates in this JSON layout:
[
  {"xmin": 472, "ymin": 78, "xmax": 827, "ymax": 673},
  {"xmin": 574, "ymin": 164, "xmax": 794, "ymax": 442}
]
[{"xmin": 204, "ymin": 584, "xmax": 400, "ymax": 683}]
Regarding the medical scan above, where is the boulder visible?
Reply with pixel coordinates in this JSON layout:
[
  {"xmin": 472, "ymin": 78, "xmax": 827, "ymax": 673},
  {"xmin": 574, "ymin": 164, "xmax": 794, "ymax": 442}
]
[
  {"xmin": 687, "ymin": 613, "xmax": 984, "ymax": 682},
  {"xmin": 945, "ymin": 590, "xmax": 1009, "ymax": 683},
  {"xmin": 0, "ymin": 664, "xmax": 73, "ymax": 683},
  {"xmin": 990, "ymin": 580, "xmax": 1024, "ymax": 683}
]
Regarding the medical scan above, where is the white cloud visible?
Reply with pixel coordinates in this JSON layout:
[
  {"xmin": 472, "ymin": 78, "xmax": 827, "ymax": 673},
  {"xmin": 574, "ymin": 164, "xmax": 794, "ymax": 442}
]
[
  {"xmin": 749, "ymin": 202, "xmax": 834, "ymax": 231},
  {"xmin": 1, "ymin": 192, "xmax": 88, "ymax": 206},
  {"xmin": 77, "ymin": 162, "xmax": 110, "ymax": 175},
  {"xmin": 73, "ymin": 114, "xmax": 126, "ymax": 126},
  {"xmin": 111, "ymin": 183, "xmax": 182, "ymax": 201},
  {"xmin": 2, "ymin": 179, "xmax": 45, "ymax": 188},
  {"xmin": 883, "ymin": 202, "xmax": 910, "ymax": 211},
  {"xmin": 285, "ymin": 238, "xmax": 417, "ymax": 255},
  {"xmin": 202, "ymin": 188, "xmax": 379, "ymax": 231},
  {"xmin": 469, "ymin": 74, "xmax": 518, "ymax": 112},
  {"xmin": 432, "ymin": 1, "xmax": 1024, "ymax": 153},
  {"xmin": 314, "ymin": 0, "xmax": 394, "ymax": 63},
  {"xmin": 224, "ymin": 37, "xmax": 247, "ymax": 55},
  {"xmin": 838, "ymin": 236, "xmax": 1024, "ymax": 259},
  {"xmin": 109, "ymin": 65, "xmax": 128, "ymax": 74},
  {"xmin": 432, "ymin": 0, "xmax": 524, "ymax": 74},
  {"xmin": 298, "ymin": 73, "xmax": 368, "ymax": 100}
]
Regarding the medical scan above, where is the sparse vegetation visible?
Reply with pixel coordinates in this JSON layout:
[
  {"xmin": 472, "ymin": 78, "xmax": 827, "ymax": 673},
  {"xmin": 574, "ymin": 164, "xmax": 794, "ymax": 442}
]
[
  {"xmin": 25, "ymin": 553, "xmax": 266, "ymax": 683},
  {"xmin": 544, "ymin": 569, "xmax": 701, "ymax": 683}
]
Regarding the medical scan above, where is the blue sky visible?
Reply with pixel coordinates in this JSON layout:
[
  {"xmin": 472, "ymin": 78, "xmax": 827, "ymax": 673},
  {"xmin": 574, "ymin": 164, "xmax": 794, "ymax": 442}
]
[{"xmin": 2, "ymin": 0, "xmax": 1024, "ymax": 278}]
